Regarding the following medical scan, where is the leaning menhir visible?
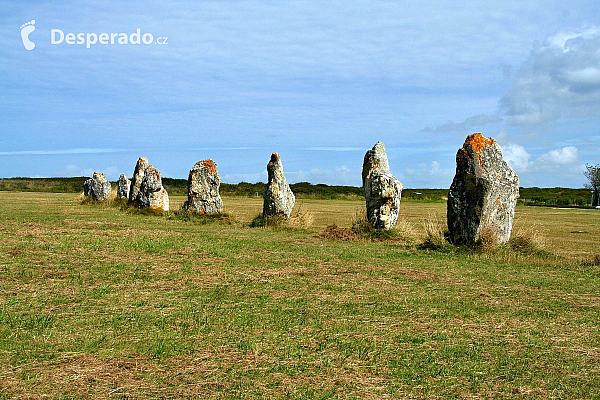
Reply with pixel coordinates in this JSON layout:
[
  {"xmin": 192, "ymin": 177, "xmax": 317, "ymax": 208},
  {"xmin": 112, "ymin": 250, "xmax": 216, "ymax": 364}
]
[
  {"xmin": 362, "ymin": 141, "xmax": 403, "ymax": 229},
  {"xmin": 447, "ymin": 133, "xmax": 519, "ymax": 244},
  {"xmin": 182, "ymin": 160, "xmax": 224, "ymax": 214},
  {"xmin": 83, "ymin": 171, "xmax": 111, "ymax": 201},
  {"xmin": 127, "ymin": 157, "xmax": 169, "ymax": 211},
  {"xmin": 117, "ymin": 174, "xmax": 130, "ymax": 199},
  {"xmin": 129, "ymin": 157, "xmax": 149, "ymax": 204},
  {"xmin": 263, "ymin": 153, "xmax": 295, "ymax": 218}
]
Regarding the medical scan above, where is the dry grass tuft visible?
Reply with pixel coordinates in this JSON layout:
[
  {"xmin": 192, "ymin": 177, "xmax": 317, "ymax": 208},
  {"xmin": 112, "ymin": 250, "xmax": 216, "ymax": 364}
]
[
  {"xmin": 393, "ymin": 217, "xmax": 419, "ymax": 243},
  {"xmin": 509, "ymin": 222, "xmax": 547, "ymax": 254},
  {"xmin": 108, "ymin": 187, "xmax": 118, "ymax": 201},
  {"xmin": 346, "ymin": 207, "xmax": 414, "ymax": 242},
  {"xmin": 249, "ymin": 213, "xmax": 286, "ymax": 228},
  {"xmin": 250, "ymin": 207, "xmax": 314, "ymax": 230},
  {"xmin": 286, "ymin": 206, "xmax": 315, "ymax": 229},
  {"xmin": 421, "ymin": 213, "xmax": 450, "ymax": 250},
  {"xmin": 475, "ymin": 225, "xmax": 503, "ymax": 253},
  {"xmin": 350, "ymin": 206, "xmax": 368, "ymax": 228},
  {"xmin": 582, "ymin": 254, "xmax": 600, "ymax": 266}
]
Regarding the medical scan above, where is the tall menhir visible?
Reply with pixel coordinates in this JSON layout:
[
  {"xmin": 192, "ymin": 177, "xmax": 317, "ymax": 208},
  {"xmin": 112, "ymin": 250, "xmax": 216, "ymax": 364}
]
[
  {"xmin": 447, "ymin": 133, "xmax": 519, "ymax": 244},
  {"xmin": 362, "ymin": 141, "xmax": 403, "ymax": 229}
]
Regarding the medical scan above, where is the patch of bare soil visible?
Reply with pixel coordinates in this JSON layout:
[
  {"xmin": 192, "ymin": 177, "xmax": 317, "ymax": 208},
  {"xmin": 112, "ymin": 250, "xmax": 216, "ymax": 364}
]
[{"xmin": 317, "ymin": 225, "xmax": 359, "ymax": 241}]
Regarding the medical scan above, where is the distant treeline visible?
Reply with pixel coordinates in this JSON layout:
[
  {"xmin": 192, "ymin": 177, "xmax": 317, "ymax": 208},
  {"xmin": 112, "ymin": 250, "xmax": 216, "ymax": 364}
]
[
  {"xmin": 0, "ymin": 177, "xmax": 89, "ymax": 193},
  {"xmin": 162, "ymin": 178, "xmax": 366, "ymax": 199},
  {"xmin": 0, "ymin": 177, "xmax": 594, "ymax": 205}
]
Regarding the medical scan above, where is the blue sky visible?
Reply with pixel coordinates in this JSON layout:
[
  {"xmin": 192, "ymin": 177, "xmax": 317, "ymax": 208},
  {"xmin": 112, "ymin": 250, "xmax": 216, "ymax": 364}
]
[{"xmin": 1, "ymin": 0, "xmax": 599, "ymax": 188}]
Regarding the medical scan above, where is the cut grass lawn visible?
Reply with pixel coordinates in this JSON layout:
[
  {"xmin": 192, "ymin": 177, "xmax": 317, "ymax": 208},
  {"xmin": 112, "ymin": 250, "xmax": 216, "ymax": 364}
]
[{"xmin": 0, "ymin": 192, "xmax": 598, "ymax": 399}]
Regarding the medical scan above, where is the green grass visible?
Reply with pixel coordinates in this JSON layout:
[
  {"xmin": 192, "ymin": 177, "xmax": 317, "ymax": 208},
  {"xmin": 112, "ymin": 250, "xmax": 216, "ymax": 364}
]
[{"xmin": 0, "ymin": 192, "xmax": 598, "ymax": 398}]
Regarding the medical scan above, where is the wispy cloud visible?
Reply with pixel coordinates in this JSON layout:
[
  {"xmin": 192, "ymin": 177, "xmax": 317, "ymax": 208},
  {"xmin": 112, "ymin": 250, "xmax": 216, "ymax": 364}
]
[
  {"xmin": 0, "ymin": 148, "xmax": 128, "ymax": 156},
  {"xmin": 305, "ymin": 147, "xmax": 365, "ymax": 152},
  {"xmin": 421, "ymin": 114, "xmax": 502, "ymax": 133},
  {"xmin": 185, "ymin": 147, "xmax": 259, "ymax": 151}
]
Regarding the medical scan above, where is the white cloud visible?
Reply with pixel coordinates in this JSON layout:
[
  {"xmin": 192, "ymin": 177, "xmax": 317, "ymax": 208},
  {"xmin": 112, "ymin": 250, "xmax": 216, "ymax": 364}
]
[
  {"xmin": 503, "ymin": 144, "xmax": 531, "ymax": 171},
  {"xmin": 502, "ymin": 145, "xmax": 580, "ymax": 173},
  {"xmin": 534, "ymin": 146, "xmax": 579, "ymax": 167},
  {"xmin": 500, "ymin": 26, "xmax": 600, "ymax": 125}
]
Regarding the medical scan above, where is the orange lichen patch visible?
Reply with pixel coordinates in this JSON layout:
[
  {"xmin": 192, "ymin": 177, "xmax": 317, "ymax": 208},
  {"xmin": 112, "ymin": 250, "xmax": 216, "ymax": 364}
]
[
  {"xmin": 146, "ymin": 165, "xmax": 161, "ymax": 179},
  {"xmin": 464, "ymin": 133, "xmax": 495, "ymax": 154},
  {"xmin": 268, "ymin": 153, "xmax": 280, "ymax": 166},
  {"xmin": 200, "ymin": 159, "xmax": 217, "ymax": 174}
]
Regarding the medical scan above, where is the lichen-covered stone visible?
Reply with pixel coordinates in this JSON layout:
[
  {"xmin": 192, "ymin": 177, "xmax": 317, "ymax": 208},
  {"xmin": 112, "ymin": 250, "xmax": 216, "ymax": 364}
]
[
  {"xmin": 137, "ymin": 165, "xmax": 169, "ymax": 211},
  {"xmin": 447, "ymin": 133, "xmax": 519, "ymax": 244},
  {"xmin": 263, "ymin": 153, "xmax": 295, "ymax": 218},
  {"xmin": 83, "ymin": 172, "xmax": 111, "ymax": 201},
  {"xmin": 182, "ymin": 160, "xmax": 223, "ymax": 214},
  {"xmin": 129, "ymin": 157, "xmax": 149, "ymax": 204},
  {"xmin": 117, "ymin": 174, "xmax": 130, "ymax": 199},
  {"xmin": 362, "ymin": 141, "xmax": 403, "ymax": 229},
  {"xmin": 83, "ymin": 179, "xmax": 92, "ymax": 197}
]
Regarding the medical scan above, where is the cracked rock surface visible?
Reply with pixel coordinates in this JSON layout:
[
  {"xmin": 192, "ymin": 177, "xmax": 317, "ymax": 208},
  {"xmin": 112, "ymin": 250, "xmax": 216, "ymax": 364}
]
[
  {"xmin": 183, "ymin": 160, "xmax": 224, "ymax": 214},
  {"xmin": 84, "ymin": 172, "xmax": 111, "ymax": 201},
  {"xmin": 447, "ymin": 133, "xmax": 519, "ymax": 244},
  {"xmin": 263, "ymin": 153, "xmax": 295, "ymax": 218}
]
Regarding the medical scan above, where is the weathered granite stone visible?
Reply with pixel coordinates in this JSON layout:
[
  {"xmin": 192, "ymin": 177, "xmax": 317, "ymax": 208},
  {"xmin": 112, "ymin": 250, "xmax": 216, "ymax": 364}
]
[
  {"xmin": 83, "ymin": 172, "xmax": 111, "ymax": 201},
  {"xmin": 447, "ymin": 133, "xmax": 519, "ymax": 244},
  {"xmin": 263, "ymin": 153, "xmax": 295, "ymax": 218},
  {"xmin": 362, "ymin": 142, "xmax": 403, "ymax": 229},
  {"xmin": 117, "ymin": 174, "xmax": 130, "ymax": 199},
  {"xmin": 83, "ymin": 179, "xmax": 92, "ymax": 197},
  {"xmin": 182, "ymin": 160, "xmax": 224, "ymax": 214},
  {"xmin": 137, "ymin": 165, "xmax": 169, "ymax": 211},
  {"xmin": 129, "ymin": 157, "xmax": 149, "ymax": 204}
]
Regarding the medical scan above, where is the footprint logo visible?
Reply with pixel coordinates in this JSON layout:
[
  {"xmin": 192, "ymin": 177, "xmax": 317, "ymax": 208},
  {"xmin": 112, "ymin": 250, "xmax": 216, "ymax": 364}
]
[{"xmin": 20, "ymin": 20, "xmax": 36, "ymax": 50}]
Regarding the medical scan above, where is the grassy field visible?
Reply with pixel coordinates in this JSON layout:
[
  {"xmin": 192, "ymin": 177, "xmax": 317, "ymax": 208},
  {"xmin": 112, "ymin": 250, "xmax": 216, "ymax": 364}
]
[{"xmin": 0, "ymin": 192, "xmax": 598, "ymax": 399}]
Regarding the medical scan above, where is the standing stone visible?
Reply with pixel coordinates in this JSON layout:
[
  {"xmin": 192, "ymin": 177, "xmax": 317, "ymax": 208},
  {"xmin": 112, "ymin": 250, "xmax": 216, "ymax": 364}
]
[
  {"xmin": 447, "ymin": 133, "xmax": 519, "ymax": 244},
  {"xmin": 362, "ymin": 142, "xmax": 403, "ymax": 229},
  {"xmin": 83, "ymin": 172, "xmax": 111, "ymax": 201},
  {"xmin": 182, "ymin": 160, "xmax": 224, "ymax": 214},
  {"xmin": 137, "ymin": 165, "xmax": 170, "ymax": 211},
  {"xmin": 263, "ymin": 153, "xmax": 295, "ymax": 218},
  {"xmin": 129, "ymin": 157, "xmax": 149, "ymax": 204},
  {"xmin": 83, "ymin": 179, "xmax": 92, "ymax": 197},
  {"xmin": 117, "ymin": 174, "xmax": 130, "ymax": 199}
]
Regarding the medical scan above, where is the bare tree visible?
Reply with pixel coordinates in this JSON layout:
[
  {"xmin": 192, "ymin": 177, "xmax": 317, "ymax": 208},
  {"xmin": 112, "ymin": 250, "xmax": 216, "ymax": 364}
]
[{"xmin": 584, "ymin": 163, "xmax": 600, "ymax": 206}]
